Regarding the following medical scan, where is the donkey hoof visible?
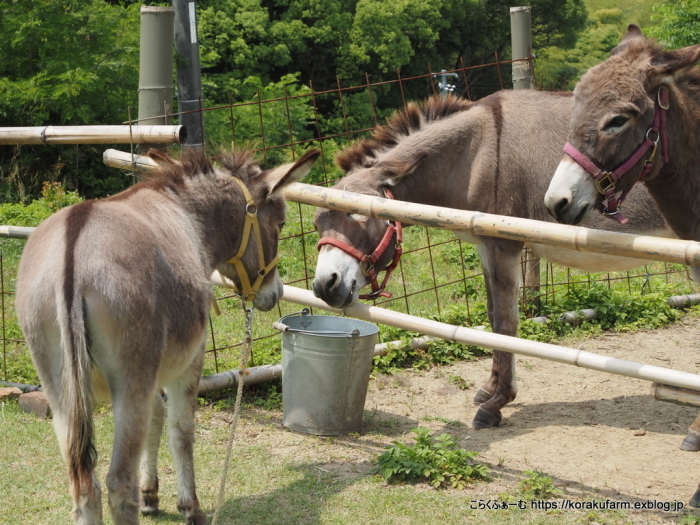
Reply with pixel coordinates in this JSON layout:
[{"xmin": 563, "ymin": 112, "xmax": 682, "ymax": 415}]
[
  {"xmin": 472, "ymin": 388, "xmax": 494, "ymax": 406},
  {"xmin": 186, "ymin": 510, "xmax": 207, "ymax": 525},
  {"xmin": 472, "ymin": 407, "xmax": 502, "ymax": 429},
  {"xmin": 690, "ymin": 487, "xmax": 700, "ymax": 508},
  {"xmin": 140, "ymin": 495, "xmax": 159, "ymax": 515},
  {"xmin": 680, "ymin": 432, "xmax": 700, "ymax": 452}
]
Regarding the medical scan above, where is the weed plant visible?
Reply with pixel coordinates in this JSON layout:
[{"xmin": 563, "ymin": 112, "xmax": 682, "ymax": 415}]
[
  {"xmin": 375, "ymin": 427, "xmax": 490, "ymax": 489},
  {"xmin": 517, "ymin": 470, "xmax": 563, "ymax": 499}
]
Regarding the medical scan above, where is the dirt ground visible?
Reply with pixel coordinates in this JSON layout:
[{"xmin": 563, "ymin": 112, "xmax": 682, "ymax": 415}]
[{"xmin": 229, "ymin": 315, "xmax": 700, "ymax": 523}]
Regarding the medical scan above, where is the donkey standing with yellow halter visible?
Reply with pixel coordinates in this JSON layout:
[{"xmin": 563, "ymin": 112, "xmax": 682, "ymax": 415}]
[{"xmin": 15, "ymin": 147, "xmax": 319, "ymax": 525}]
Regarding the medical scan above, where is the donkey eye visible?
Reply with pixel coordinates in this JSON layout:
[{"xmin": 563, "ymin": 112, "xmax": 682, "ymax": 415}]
[
  {"xmin": 279, "ymin": 221, "xmax": 286, "ymax": 231},
  {"xmin": 603, "ymin": 115, "xmax": 629, "ymax": 132}
]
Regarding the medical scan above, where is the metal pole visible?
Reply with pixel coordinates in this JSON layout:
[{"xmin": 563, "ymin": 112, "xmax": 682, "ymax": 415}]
[
  {"xmin": 138, "ymin": 6, "xmax": 175, "ymax": 152},
  {"xmin": 511, "ymin": 6, "xmax": 539, "ymax": 310},
  {"xmin": 510, "ymin": 6, "xmax": 534, "ymax": 90},
  {"xmin": 173, "ymin": 0, "xmax": 205, "ymax": 149}
]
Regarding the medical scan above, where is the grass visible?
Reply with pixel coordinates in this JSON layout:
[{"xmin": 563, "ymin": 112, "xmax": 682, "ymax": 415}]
[{"xmin": 0, "ymin": 400, "xmax": 670, "ymax": 525}]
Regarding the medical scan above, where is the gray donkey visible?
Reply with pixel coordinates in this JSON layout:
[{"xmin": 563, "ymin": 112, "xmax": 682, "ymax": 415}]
[{"xmin": 15, "ymin": 147, "xmax": 319, "ymax": 525}]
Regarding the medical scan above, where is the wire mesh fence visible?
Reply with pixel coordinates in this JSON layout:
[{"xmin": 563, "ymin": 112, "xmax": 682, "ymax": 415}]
[{"xmin": 1, "ymin": 57, "xmax": 697, "ymax": 385}]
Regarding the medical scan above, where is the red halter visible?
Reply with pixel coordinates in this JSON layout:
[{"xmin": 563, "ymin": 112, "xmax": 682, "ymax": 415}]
[
  {"xmin": 563, "ymin": 85, "xmax": 670, "ymax": 225},
  {"xmin": 316, "ymin": 188, "xmax": 403, "ymax": 300}
]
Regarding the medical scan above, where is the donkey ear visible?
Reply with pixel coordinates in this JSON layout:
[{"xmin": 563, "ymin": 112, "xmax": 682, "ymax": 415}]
[
  {"xmin": 611, "ymin": 24, "xmax": 644, "ymax": 56},
  {"xmin": 379, "ymin": 151, "xmax": 429, "ymax": 186},
  {"xmin": 264, "ymin": 148, "xmax": 321, "ymax": 195},
  {"xmin": 650, "ymin": 44, "xmax": 700, "ymax": 78}
]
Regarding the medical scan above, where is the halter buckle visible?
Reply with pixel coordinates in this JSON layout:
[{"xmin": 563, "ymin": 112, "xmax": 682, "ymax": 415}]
[
  {"xmin": 360, "ymin": 259, "xmax": 375, "ymax": 278},
  {"xmin": 658, "ymin": 86, "xmax": 670, "ymax": 110},
  {"xmin": 594, "ymin": 172, "xmax": 615, "ymax": 195},
  {"xmin": 644, "ymin": 138, "xmax": 658, "ymax": 167}
]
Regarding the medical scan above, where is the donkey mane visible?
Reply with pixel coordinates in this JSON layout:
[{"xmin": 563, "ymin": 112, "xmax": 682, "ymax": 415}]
[
  {"xmin": 146, "ymin": 148, "xmax": 262, "ymax": 183},
  {"xmin": 336, "ymin": 95, "xmax": 473, "ymax": 172}
]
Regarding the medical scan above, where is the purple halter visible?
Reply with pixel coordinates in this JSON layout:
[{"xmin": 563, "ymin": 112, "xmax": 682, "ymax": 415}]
[{"xmin": 563, "ymin": 86, "xmax": 670, "ymax": 224}]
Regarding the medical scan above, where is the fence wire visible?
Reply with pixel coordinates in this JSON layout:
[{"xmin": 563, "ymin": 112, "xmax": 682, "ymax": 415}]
[{"xmin": 1, "ymin": 58, "xmax": 697, "ymax": 385}]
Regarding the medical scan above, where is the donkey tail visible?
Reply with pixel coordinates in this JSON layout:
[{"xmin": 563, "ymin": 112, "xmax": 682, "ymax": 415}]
[{"xmin": 61, "ymin": 204, "xmax": 98, "ymax": 501}]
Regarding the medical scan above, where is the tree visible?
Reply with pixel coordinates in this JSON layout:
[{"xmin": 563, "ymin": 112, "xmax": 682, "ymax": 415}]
[
  {"xmin": 0, "ymin": 0, "xmax": 140, "ymax": 200},
  {"xmin": 197, "ymin": 0, "xmax": 587, "ymax": 100},
  {"xmin": 647, "ymin": 0, "xmax": 700, "ymax": 49},
  {"xmin": 534, "ymin": 8, "xmax": 625, "ymax": 90}
]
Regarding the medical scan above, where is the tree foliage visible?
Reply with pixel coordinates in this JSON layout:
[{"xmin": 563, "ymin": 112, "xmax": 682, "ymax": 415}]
[
  {"xmin": 0, "ymin": 0, "xmax": 141, "ymax": 200},
  {"xmin": 534, "ymin": 7, "xmax": 626, "ymax": 89},
  {"xmin": 2, "ymin": 0, "xmax": 589, "ymax": 201},
  {"xmin": 647, "ymin": 0, "xmax": 700, "ymax": 49},
  {"xmin": 198, "ymin": 0, "xmax": 587, "ymax": 99}
]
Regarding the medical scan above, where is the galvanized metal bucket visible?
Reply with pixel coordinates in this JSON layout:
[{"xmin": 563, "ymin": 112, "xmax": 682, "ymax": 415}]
[{"xmin": 275, "ymin": 309, "xmax": 379, "ymax": 435}]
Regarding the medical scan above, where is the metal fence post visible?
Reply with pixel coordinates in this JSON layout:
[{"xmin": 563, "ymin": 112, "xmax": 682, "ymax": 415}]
[
  {"xmin": 510, "ymin": 6, "xmax": 534, "ymax": 90},
  {"xmin": 511, "ymin": 6, "xmax": 539, "ymax": 313},
  {"xmin": 173, "ymin": 0, "xmax": 205, "ymax": 150},
  {"xmin": 138, "ymin": 6, "xmax": 175, "ymax": 152}
]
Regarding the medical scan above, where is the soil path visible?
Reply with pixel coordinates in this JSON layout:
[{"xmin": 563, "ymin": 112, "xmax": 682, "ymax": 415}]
[{"xmin": 233, "ymin": 315, "xmax": 700, "ymax": 523}]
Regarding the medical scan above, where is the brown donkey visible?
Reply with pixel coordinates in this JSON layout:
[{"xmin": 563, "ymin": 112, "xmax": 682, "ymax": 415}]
[
  {"xmin": 313, "ymin": 91, "xmax": 677, "ymax": 430},
  {"xmin": 15, "ymin": 147, "xmax": 319, "ymax": 525},
  {"xmin": 544, "ymin": 26, "xmax": 700, "ymax": 504}
]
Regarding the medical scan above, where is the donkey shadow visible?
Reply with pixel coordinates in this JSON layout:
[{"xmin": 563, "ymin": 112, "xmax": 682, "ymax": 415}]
[{"xmin": 475, "ymin": 394, "xmax": 694, "ymax": 438}]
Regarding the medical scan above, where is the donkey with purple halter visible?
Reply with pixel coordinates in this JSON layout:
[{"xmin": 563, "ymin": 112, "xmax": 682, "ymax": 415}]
[
  {"xmin": 15, "ymin": 147, "xmax": 319, "ymax": 525},
  {"xmin": 313, "ymin": 91, "xmax": 676, "ymax": 430},
  {"xmin": 544, "ymin": 25, "xmax": 700, "ymax": 506}
]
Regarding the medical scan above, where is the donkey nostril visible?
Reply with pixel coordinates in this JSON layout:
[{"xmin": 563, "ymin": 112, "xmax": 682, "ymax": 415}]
[
  {"xmin": 327, "ymin": 272, "xmax": 339, "ymax": 288},
  {"xmin": 554, "ymin": 198, "xmax": 570, "ymax": 219}
]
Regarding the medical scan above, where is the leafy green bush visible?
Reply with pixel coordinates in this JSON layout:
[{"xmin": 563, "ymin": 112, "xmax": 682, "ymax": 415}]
[
  {"xmin": 376, "ymin": 427, "xmax": 489, "ymax": 489},
  {"xmin": 540, "ymin": 282, "xmax": 681, "ymax": 331},
  {"xmin": 0, "ymin": 181, "xmax": 82, "ymax": 227}
]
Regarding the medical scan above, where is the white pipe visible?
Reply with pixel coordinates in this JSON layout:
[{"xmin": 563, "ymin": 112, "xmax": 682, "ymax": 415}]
[
  {"xmin": 0, "ymin": 126, "xmax": 185, "ymax": 145},
  {"xmin": 103, "ymin": 148, "xmax": 160, "ymax": 171},
  {"xmin": 278, "ymin": 284, "xmax": 700, "ymax": 392}
]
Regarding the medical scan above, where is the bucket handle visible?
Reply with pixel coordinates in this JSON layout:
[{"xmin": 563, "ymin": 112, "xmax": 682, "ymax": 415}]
[
  {"xmin": 274, "ymin": 308, "xmax": 360, "ymax": 338},
  {"xmin": 273, "ymin": 324, "xmax": 360, "ymax": 338}
]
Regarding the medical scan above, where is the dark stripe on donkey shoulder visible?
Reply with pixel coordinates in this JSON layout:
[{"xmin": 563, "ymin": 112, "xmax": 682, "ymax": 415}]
[{"xmin": 475, "ymin": 92, "xmax": 504, "ymax": 208}]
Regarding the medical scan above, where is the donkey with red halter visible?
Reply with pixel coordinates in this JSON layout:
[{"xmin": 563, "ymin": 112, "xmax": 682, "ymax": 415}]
[
  {"xmin": 313, "ymin": 91, "xmax": 676, "ymax": 430},
  {"xmin": 544, "ymin": 25, "xmax": 700, "ymax": 505},
  {"xmin": 15, "ymin": 147, "xmax": 319, "ymax": 525}
]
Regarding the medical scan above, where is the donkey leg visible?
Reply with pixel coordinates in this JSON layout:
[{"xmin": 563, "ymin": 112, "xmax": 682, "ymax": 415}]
[
  {"xmin": 27, "ymin": 327, "xmax": 104, "ymax": 525},
  {"xmin": 139, "ymin": 393, "xmax": 165, "ymax": 515},
  {"xmin": 680, "ymin": 412, "xmax": 700, "ymax": 451},
  {"xmin": 472, "ymin": 239, "xmax": 523, "ymax": 429},
  {"xmin": 107, "ymin": 384, "xmax": 156, "ymax": 525},
  {"xmin": 691, "ymin": 483, "xmax": 700, "ymax": 507},
  {"xmin": 165, "ymin": 349, "xmax": 206, "ymax": 525},
  {"xmin": 473, "ymin": 262, "xmax": 498, "ymax": 405}
]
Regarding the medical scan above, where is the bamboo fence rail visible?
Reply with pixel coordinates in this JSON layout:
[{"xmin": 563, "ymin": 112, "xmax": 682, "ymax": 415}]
[
  {"xmin": 102, "ymin": 149, "xmax": 700, "ymax": 268},
  {"xmin": 0, "ymin": 125, "xmax": 185, "ymax": 145}
]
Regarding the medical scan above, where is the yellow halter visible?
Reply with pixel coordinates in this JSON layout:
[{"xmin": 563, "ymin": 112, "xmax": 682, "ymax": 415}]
[{"xmin": 225, "ymin": 177, "xmax": 280, "ymax": 301}]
